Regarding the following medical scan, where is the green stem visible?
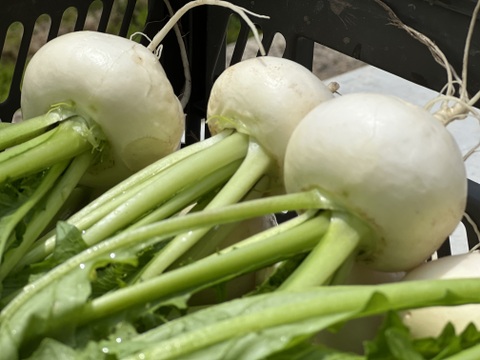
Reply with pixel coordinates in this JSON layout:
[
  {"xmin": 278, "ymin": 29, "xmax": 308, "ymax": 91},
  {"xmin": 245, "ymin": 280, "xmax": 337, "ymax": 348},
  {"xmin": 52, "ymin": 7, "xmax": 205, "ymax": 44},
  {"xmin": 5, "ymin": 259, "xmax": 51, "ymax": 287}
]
[
  {"xmin": 125, "ymin": 279, "xmax": 480, "ymax": 359},
  {"xmin": 15, "ymin": 131, "xmax": 248, "ymax": 268},
  {"xmin": 446, "ymin": 343, "xmax": 480, "ymax": 360},
  {"xmin": 80, "ymin": 132, "xmax": 250, "ymax": 246},
  {"xmin": 0, "ymin": 190, "xmax": 325, "ymax": 326},
  {"xmin": 0, "ymin": 104, "xmax": 76, "ymax": 150},
  {"xmin": 148, "ymin": 178, "xmax": 272, "ymax": 272},
  {"xmin": 328, "ymin": 250, "xmax": 356, "ymax": 285},
  {"xmin": 0, "ymin": 161, "xmax": 70, "ymax": 264},
  {"xmin": 79, "ymin": 213, "xmax": 331, "ymax": 324},
  {"xmin": 177, "ymin": 209, "xmax": 318, "ymax": 272},
  {"xmin": 16, "ymin": 158, "xmax": 240, "ymax": 270},
  {"xmin": 0, "ymin": 117, "xmax": 95, "ymax": 183},
  {"xmin": 64, "ymin": 130, "xmax": 234, "ymax": 227},
  {"xmin": 225, "ymin": 209, "xmax": 318, "ymax": 253},
  {"xmin": 0, "ymin": 152, "xmax": 94, "ymax": 280},
  {"xmin": 137, "ymin": 140, "xmax": 274, "ymax": 281},
  {"xmin": 0, "ymin": 130, "xmax": 59, "ymax": 164},
  {"xmin": 129, "ymin": 160, "xmax": 243, "ymax": 229},
  {"xmin": 279, "ymin": 211, "xmax": 370, "ymax": 290}
]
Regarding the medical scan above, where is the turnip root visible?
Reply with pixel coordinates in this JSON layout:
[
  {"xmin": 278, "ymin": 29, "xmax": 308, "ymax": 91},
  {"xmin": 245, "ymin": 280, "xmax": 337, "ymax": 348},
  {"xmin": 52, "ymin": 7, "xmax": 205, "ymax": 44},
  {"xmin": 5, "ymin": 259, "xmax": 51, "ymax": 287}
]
[
  {"xmin": 0, "ymin": 28, "xmax": 187, "ymax": 282},
  {"xmin": 21, "ymin": 31, "xmax": 185, "ymax": 187},
  {"xmin": 401, "ymin": 251, "xmax": 480, "ymax": 338},
  {"xmin": 0, "ymin": 25, "xmax": 195, "ymax": 290},
  {"xmin": 277, "ymin": 92, "xmax": 467, "ymax": 291},
  {"xmin": 208, "ymin": 55, "xmax": 334, "ymax": 176}
]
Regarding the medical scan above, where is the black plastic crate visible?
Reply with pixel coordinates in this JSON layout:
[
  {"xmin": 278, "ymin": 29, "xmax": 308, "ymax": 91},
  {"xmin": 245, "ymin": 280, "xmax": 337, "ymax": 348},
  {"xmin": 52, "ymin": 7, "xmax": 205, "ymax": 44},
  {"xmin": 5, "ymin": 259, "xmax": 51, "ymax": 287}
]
[{"xmin": 0, "ymin": 0, "xmax": 479, "ymax": 254}]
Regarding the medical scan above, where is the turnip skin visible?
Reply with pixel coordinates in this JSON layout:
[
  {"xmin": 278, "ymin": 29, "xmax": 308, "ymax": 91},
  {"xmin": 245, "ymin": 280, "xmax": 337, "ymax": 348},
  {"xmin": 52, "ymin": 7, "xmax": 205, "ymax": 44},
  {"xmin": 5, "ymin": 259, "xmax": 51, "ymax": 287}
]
[
  {"xmin": 284, "ymin": 93, "xmax": 467, "ymax": 272},
  {"xmin": 207, "ymin": 56, "xmax": 334, "ymax": 173},
  {"xmin": 401, "ymin": 252, "xmax": 480, "ymax": 338},
  {"xmin": 21, "ymin": 31, "xmax": 185, "ymax": 188}
]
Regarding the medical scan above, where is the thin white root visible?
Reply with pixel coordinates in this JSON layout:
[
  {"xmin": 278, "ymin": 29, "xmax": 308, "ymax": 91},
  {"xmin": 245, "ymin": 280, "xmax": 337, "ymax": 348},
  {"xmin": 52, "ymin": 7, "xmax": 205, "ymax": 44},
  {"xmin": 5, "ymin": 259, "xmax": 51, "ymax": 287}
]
[
  {"xmin": 463, "ymin": 139, "xmax": 480, "ymax": 161},
  {"xmin": 460, "ymin": 0, "xmax": 480, "ymax": 102},
  {"xmin": 373, "ymin": 0, "xmax": 460, "ymax": 98},
  {"xmin": 427, "ymin": 95, "xmax": 479, "ymax": 125},
  {"xmin": 130, "ymin": 32, "xmax": 163, "ymax": 57},
  {"xmin": 147, "ymin": 0, "xmax": 269, "ymax": 56},
  {"xmin": 374, "ymin": 0, "xmax": 480, "ymax": 131},
  {"xmin": 130, "ymin": 31, "xmax": 153, "ymax": 43},
  {"xmin": 162, "ymin": 0, "xmax": 192, "ymax": 109}
]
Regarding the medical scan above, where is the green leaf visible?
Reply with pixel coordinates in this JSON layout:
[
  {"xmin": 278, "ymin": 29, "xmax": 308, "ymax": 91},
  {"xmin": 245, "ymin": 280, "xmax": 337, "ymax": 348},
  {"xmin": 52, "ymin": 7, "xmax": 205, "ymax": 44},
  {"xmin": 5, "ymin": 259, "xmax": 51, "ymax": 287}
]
[
  {"xmin": 54, "ymin": 221, "xmax": 89, "ymax": 261},
  {"xmin": 0, "ymin": 258, "xmax": 94, "ymax": 359},
  {"xmin": 117, "ymin": 288, "xmax": 360, "ymax": 360},
  {"xmin": 30, "ymin": 221, "xmax": 89, "ymax": 274},
  {"xmin": 364, "ymin": 312, "xmax": 423, "ymax": 360},
  {"xmin": 0, "ymin": 222, "xmax": 139, "ymax": 358},
  {"xmin": 2, "ymin": 221, "xmax": 87, "ymax": 300},
  {"xmin": 25, "ymin": 338, "xmax": 78, "ymax": 360},
  {"xmin": 0, "ymin": 174, "xmax": 45, "ymax": 217},
  {"xmin": 0, "ymin": 173, "xmax": 48, "ymax": 257},
  {"xmin": 364, "ymin": 312, "xmax": 480, "ymax": 360}
]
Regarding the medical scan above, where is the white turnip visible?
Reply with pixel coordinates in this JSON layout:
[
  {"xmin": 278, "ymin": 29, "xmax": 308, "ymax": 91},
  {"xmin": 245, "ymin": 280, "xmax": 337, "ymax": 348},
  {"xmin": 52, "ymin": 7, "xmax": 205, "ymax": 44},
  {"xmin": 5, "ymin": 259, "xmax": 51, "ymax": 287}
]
[
  {"xmin": 284, "ymin": 93, "xmax": 466, "ymax": 272},
  {"xmin": 401, "ymin": 251, "xmax": 480, "ymax": 338},
  {"xmin": 207, "ymin": 55, "xmax": 335, "ymax": 176},
  {"xmin": 21, "ymin": 30, "xmax": 185, "ymax": 187}
]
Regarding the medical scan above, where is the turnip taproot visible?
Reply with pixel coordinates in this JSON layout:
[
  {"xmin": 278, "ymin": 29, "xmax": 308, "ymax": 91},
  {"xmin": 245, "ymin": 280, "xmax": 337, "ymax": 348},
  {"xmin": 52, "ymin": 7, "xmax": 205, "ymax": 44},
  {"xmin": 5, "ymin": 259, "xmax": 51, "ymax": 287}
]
[
  {"xmin": 273, "ymin": 0, "xmax": 477, "ymax": 289},
  {"xmin": 282, "ymin": 93, "xmax": 466, "ymax": 279},
  {"xmin": 207, "ymin": 55, "xmax": 335, "ymax": 176}
]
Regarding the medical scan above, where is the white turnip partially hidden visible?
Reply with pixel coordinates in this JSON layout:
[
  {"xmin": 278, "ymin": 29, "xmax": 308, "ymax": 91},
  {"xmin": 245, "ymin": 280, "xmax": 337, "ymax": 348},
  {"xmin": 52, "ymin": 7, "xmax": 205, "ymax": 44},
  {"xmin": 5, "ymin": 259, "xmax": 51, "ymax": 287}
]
[
  {"xmin": 401, "ymin": 251, "xmax": 480, "ymax": 338},
  {"xmin": 207, "ymin": 55, "xmax": 334, "ymax": 178}
]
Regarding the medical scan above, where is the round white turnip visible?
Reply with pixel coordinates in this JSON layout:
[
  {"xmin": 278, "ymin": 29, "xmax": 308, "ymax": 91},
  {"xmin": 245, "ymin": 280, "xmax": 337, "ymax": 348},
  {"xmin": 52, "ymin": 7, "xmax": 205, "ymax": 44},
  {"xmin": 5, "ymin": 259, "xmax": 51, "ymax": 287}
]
[
  {"xmin": 21, "ymin": 31, "xmax": 185, "ymax": 187},
  {"xmin": 284, "ymin": 93, "xmax": 467, "ymax": 272},
  {"xmin": 207, "ymin": 55, "xmax": 334, "ymax": 177}
]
